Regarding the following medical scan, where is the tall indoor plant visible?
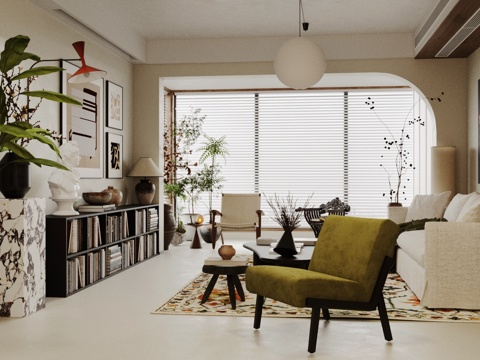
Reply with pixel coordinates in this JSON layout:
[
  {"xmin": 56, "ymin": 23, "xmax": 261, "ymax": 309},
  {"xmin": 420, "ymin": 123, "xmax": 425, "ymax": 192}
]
[{"xmin": 0, "ymin": 35, "xmax": 81, "ymax": 198}]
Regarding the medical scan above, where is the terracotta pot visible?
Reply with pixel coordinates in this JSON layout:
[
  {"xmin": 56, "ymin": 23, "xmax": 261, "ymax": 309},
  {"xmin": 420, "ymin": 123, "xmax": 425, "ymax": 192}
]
[
  {"xmin": 103, "ymin": 186, "xmax": 123, "ymax": 206},
  {"xmin": 218, "ymin": 244, "xmax": 236, "ymax": 260}
]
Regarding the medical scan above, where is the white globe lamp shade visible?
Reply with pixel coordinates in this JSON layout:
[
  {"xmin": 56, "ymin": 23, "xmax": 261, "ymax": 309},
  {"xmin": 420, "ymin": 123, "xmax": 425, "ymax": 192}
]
[{"xmin": 274, "ymin": 37, "xmax": 326, "ymax": 90}]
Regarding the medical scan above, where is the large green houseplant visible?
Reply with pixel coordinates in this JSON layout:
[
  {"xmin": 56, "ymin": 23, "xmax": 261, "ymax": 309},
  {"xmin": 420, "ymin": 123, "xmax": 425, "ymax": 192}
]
[{"xmin": 0, "ymin": 35, "xmax": 81, "ymax": 197}]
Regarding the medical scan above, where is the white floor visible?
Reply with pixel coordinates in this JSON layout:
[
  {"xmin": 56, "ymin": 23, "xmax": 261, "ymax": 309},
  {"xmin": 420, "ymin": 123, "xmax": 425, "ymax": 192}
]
[{"xmin": 1, "ymin": 237, "xmax": 480, "ymax": 360}]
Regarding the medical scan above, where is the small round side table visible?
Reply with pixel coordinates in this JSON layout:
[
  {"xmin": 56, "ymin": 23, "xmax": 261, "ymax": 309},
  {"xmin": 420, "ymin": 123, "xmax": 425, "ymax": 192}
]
[{"xmin": 201, "ymin": 265, "xmax": 248, "ymax": 309}]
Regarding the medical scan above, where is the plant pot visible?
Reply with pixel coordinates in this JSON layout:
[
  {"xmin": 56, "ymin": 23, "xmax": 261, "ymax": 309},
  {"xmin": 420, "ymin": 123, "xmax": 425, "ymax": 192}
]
[
  {"xmin": 388, "ymin": 202, "xmax": 403, "ymax": 207},
  {"xmin": 163, "ymin": 203, "xmax": 175, "ymax": 250},
  {"xmin": 199, "ymin": 223, "xmax": 222, "ymax": 244},
  {"xmin": 273, "ymin": 230, "xmax": 298, "ymax": 257},
  {"xmin": 0, "ymin": 153, "xmax": 31, "ymax": 199}
]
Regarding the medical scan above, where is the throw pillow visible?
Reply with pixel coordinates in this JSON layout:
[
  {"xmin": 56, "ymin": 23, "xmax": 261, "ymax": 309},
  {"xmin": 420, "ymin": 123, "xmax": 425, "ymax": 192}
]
[
  {"xmin": 458, "ymin": 205, "xmax": 480, "ymax": 222},
  {"xmin": 456, "ymin": 192, "xmax": 480, "ymax": 222},
  {"xmin": 405, "ymin": 191, "xmax": 451, "ymax": 222},
  {"xmin": 443, "ymin": 193, "xmax": 473, "ymax": 222}
]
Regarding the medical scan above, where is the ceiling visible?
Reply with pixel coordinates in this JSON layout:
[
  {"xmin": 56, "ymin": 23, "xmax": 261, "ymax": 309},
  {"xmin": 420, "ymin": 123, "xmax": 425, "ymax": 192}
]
[{"xmin": 31, "ymin": 0, "xmax": 480, "ymax": 64}]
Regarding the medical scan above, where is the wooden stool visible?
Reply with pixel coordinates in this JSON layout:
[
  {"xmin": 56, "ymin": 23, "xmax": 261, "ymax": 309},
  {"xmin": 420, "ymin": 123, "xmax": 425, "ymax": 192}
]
[{"xmin": 201, "ymin": 265, "xmax": 248, "ymax": 309}]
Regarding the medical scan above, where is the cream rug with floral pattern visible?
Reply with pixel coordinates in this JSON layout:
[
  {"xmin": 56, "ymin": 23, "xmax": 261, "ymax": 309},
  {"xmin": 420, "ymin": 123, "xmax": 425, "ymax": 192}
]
[{"xmin": 153, "ymin": 272, "xmax": 480, "ymax": 322}]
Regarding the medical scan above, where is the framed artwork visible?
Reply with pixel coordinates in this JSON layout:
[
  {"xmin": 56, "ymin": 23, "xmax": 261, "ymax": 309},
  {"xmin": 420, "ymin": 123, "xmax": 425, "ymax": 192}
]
[
  {"xmin": 106, "ymin": 81, "xmax": 123, "ymax": 130},
  {"xmin": 61, "ymin": 61, "xmax": 104, "ymax": 178},
  {"xmin": 106, "ymin": 132, "xmax": 123, "ymax": 179}
]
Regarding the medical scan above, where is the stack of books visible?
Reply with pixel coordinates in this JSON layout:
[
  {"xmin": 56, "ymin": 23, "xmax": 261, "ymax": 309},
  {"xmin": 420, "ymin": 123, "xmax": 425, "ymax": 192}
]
[
  {"xmin": 78, "ymin": 204, "xmax": 116, "ymax": 212},
  {"xmin": 106, "ymin": 245, "xmax": 122, "ymax": 275},
  {"xmin": 204, "ymin": 255, "xmax": 249, "ymax": 266}
]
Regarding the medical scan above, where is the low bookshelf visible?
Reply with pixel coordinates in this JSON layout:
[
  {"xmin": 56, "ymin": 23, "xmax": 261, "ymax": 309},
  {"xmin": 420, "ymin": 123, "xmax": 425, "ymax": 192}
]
[{"xmin": 46, "ymin": 204, "xmax": 160, "ymax": 297}]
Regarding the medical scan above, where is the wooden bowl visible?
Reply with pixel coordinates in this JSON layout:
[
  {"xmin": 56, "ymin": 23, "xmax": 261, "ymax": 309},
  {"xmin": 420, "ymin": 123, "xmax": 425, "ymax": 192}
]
[{"xmin": 82, "ymin": 192, "xmax": 112, "ymax": 205}]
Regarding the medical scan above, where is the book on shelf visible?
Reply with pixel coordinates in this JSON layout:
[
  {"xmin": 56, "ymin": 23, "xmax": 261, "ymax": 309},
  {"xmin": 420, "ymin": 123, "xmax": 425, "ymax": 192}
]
[
  {"xmin": 204, "ymin": 255, "xmax": 249, "ymax": 266},
  {"xmin": 78, "ymin": 204, "xmax": 116, "ymax": 212}
]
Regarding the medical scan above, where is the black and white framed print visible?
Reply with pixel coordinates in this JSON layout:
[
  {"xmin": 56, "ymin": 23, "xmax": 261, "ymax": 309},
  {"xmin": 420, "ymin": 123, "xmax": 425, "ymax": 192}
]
[
  {"xmin": 106, "ymin": 81, "xmax": 123, "ymax": 130},
  {"xmin": 106, "ymin": 132, "xmax": 123, "ymax": 179},
  {"xmin": 61, "ymin": 61, "xmax": 104, "ymax": 178}
]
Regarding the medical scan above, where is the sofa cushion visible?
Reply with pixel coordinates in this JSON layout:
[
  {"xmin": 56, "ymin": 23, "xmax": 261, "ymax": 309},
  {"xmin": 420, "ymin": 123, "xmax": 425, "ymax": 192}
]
[
  {"xmin": 458, "ymin": 204, "xmax": 480, "ymax": 222},
  {"xmin": 405, "ymin": 191, "xmax": 451, "ymax": 222},
  {"xmin": 396, "ymin": 230, "xmax": 425, "ymax": 267},
  {"xmin": 443, "ymin": 193, "xmax": 473, "ymax": 222},
  {"xmin": 457, "ymin": 192, "xmax": 480, "ymax": 222}
]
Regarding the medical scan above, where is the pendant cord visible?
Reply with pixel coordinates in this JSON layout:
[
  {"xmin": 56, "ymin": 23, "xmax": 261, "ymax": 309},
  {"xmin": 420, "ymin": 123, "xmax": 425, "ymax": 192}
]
[{"xmin": 299, "ymin": 0, "xmax": 307, "ymax": 37}]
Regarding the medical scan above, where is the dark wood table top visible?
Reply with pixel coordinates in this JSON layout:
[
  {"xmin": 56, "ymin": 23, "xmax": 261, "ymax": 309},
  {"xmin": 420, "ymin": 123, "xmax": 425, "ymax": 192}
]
[{"xmin": 243, "ymin": 242, "xmax": 315, "ymax": 269}]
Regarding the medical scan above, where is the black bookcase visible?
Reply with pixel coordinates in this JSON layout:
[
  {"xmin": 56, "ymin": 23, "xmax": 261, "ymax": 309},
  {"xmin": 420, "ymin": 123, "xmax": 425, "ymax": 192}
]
[{"xmin": 46, "ymin": 204, "xmax": 160, "ymax": 297}]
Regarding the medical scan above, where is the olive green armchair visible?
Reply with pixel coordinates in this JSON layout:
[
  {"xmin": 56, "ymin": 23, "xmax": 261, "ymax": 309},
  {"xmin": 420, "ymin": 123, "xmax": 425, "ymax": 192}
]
[{"xmin": 245, "ymin": 215, "xmax": 399, "ymax": 354}]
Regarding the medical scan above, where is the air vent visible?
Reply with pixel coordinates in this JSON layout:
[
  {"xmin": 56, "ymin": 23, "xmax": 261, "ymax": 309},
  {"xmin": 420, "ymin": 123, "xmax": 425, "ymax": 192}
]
[
  {"xmin": 415, "ymin": 0, "xmax": 451, "ymax": 48},
  {"xmin": 436, "ymin": 8, "xmax": 480, "ymax": 57}
]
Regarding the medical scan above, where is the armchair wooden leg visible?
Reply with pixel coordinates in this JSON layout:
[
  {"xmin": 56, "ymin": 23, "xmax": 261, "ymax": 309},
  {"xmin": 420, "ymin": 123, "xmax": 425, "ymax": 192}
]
[
  {"xmin": 308, "ymin": 306, "xmax": 322, "ymax": 353},
  {"xmin": 254, "ymin": 295, "xmax": 264, "ymax": 329},
  {"xmin": 377, "ymin": 298, "xmax": 393, "ymax": 341},
  {"xmin": 211, "ymin": 225, "xmax": 217, "ymax": 249},
  {"xmin": 322, "ymin": 308, "xmax": 330, "ymax": 320}
]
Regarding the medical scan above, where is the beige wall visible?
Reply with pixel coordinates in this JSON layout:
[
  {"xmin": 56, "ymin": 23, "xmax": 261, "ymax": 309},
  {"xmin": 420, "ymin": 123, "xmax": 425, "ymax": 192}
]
[
  {"xmin": 134, "ymin": 58, "xmax": 469, "ymax": 195},
  {"xmin": 0, "ymin": 0, "xmax": 135, "ymax": 212},
  {"xmin": 468, "ymin": 48, "xmax": 480, "ymax": 192}
]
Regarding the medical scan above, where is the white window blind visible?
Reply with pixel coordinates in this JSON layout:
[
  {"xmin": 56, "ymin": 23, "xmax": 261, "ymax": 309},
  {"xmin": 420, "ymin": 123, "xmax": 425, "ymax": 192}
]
[{"xmin": 174, "ymin": 88, "xmax": 430, "ymax": 227}]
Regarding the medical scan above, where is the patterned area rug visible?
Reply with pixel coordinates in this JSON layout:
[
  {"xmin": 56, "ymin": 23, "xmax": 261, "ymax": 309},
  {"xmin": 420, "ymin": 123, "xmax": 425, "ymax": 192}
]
[{"xmin": 153, "ymin": 272, "xmax": 480, "ymax": 322}]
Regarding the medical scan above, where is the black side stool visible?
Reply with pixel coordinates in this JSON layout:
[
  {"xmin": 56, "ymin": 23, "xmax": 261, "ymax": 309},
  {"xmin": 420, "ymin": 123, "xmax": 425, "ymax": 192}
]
[{"xmin": 201, "ymin": 265, "xmax": 248, "ymax": 309}]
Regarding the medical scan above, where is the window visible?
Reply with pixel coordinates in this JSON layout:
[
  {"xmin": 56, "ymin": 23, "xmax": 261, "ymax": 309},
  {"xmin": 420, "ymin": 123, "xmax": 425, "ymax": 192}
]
[{"xmin": 173, "ymin": 88, "xmax": 434, "ymax": 227}]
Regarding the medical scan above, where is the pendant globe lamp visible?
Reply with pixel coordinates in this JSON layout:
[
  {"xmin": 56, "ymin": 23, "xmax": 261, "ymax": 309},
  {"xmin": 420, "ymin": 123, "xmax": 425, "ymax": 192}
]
[
  {"xmin": 274, "ymin": 0, "xmax": 326, "ymax": 90},
  {"xmin": 128, "ymin": 157, "xmax": 162, "ymax": 205}
]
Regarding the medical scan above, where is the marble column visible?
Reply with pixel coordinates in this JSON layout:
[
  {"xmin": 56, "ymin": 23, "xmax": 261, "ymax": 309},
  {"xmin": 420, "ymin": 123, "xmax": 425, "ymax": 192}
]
[{"xmin": 0, "ymin": 198, "xmax": 46, "ymax": 317}]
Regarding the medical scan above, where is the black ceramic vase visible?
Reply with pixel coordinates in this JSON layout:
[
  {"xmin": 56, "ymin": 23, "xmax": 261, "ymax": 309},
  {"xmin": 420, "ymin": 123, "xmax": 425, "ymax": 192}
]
[
  {"xmin": 0, "ymin": 152, "xmax": 31, "ymax": 199},
  {"xmin": 274, "ymin": 229, "xmax": 298, "ymax": 257}
]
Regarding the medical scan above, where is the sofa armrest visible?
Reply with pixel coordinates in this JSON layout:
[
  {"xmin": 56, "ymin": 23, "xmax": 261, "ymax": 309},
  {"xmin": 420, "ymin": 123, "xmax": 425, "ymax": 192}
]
[
  {"xmin": 387, "ymin": 206, "xmax": 408, "ymax": 224},
  {"xmin": 422, "ymin": 222, "xmax": 480, "ymax": 309}
]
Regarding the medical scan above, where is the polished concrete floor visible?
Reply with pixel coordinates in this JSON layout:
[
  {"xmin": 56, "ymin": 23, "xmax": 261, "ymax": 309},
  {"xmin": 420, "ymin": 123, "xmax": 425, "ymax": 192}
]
[{"xmin": 1, "ymin": 237, "xmax": 480, "ymax": 360}]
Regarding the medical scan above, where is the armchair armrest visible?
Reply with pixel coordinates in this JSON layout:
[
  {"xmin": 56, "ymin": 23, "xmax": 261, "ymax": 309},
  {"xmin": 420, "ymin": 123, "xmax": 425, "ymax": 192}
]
[
  {"xmin": 387, "ymin": 206, "xmax": 408, "ymax": 224},
  {"xmin": 422, "ymin": 222, "xmax": 480, "ymax": 309}
]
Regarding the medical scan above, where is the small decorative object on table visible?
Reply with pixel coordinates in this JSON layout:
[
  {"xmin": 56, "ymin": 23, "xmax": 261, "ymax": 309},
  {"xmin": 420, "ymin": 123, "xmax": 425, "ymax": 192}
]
[
  {"xmin": 102, "ymin": 186, "xmax": 123, "ymax": 206},
  {"xmin": 265, "ymin": 192, "xmax": 312, "ymax": 257},
  {"xmin": 82, "ymin": 192, "xmax": 112, "ymax": 205},
  {"xmin": 218, "ymin": 244, "xmax": 236, "ymax": 260}
]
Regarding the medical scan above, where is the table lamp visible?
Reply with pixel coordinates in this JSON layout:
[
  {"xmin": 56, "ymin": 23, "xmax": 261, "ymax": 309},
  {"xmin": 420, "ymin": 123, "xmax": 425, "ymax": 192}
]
[{"xmin": 128, "ymin": 157, "xmax": 161, "ymax": 204}]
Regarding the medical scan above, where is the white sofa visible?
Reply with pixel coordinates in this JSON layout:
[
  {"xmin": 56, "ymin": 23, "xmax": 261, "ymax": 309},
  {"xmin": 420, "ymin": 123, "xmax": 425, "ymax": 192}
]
[{"xmin": 388, "ymin": 191, "xmax": 480, "ymax": 309}]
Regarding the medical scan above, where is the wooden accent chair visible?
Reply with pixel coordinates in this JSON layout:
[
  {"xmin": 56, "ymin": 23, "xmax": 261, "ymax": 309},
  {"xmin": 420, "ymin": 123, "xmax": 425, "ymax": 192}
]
[
  {"xmin": 296, "ymin": 197, "xmax": 351, "ymax": 237},
  {"xmin": 245, "ymin": 215, "xmax": 399, "ymax": 353},
  {"xmin": 210, "ymin": 193, "xmax": 263, "ymax": 249}
]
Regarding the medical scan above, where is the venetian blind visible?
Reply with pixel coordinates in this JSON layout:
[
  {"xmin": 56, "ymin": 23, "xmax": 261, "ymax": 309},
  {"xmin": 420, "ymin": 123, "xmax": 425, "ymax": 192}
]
[{"xmin": 174, "ymin": 88, "xmax": 428, "ymax": 227}]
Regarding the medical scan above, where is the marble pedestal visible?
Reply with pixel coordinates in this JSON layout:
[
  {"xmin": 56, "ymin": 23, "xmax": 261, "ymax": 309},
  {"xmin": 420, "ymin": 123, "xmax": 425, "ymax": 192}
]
[{"xmin": 0, "ymin": 198, "xmax": 46, "ymax": 317}]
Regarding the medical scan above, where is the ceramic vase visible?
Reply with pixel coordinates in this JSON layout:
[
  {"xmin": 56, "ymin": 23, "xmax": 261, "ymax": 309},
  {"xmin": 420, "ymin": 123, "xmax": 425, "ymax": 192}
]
[
  {"xmin": 103, "ymin": 186, "xmax": 123, "ymax": 206},
  {"xmin": 273, "ymin": 229, "xmax": 298, "ymax": 257},
  {"xmin": 218, "ymin": 244, "xmax": 236, "ymax": 260},
  {"xmin": 163, "ymin": 203, "xmax": 175, "ymax": 250}
]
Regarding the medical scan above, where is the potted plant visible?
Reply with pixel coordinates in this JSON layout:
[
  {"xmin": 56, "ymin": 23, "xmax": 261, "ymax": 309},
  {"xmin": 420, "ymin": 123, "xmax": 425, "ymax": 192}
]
[
  {"xmin": 0, "ymin": 35, "xmax": 82, "ymax": 198},
  {"xmin": 265, "ymin": 192, "xmax": 312, "ymax": 257},
  {"xmin": 365, "ymin": 93, "xmax": 443, "ymax": 206}
]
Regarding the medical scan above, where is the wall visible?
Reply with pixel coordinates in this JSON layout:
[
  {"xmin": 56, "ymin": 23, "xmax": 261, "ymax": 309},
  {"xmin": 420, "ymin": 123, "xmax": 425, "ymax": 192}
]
[
  {"xmin": 0, "ymin": 0, "xmax": 135, "ymax": 213},
  {"xmin": 134, "ymin": 58, "xmax": 469, "ymax": 196},
  {"xmin": 468, "ymin": 48, "xmax": 480, "ymax": 192}
]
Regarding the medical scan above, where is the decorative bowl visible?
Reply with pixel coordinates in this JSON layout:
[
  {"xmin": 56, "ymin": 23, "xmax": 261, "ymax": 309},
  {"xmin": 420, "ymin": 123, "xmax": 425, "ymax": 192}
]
[{"xmin": 82, "ymin": 192, "xmax": 112, "ymax": 205}]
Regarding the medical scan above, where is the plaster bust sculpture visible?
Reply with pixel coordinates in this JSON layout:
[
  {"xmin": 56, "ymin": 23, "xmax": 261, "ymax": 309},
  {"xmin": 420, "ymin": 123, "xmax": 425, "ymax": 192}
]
[{"xmin": 48, "ymin": 141, "xmax": 81, "ymax": 215}]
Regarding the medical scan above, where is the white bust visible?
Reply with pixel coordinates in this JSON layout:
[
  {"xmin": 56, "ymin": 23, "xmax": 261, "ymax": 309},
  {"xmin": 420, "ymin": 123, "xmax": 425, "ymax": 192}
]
[{"xmin": 48, "ymin": 141, "xmax": 81, "ymax": 199}]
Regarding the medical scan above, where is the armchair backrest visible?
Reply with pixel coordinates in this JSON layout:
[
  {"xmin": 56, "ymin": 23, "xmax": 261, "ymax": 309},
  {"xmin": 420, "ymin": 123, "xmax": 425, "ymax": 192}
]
[
  {"xmin": 309, "ymin": 216, "xmax": 399, "ymax": 295},
  {"xmin": 220, "ymin": 193, "xmax": 261, "ymax": 224}
]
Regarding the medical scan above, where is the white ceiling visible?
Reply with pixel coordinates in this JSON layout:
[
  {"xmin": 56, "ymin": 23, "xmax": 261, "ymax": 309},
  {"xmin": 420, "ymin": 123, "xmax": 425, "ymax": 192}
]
[
  {"xmin": 32, "ymin": 0, "xmax": 441, "ymax": 63},
  {"xmin": 94, "ymin": 0, "xmax": 438, "ymax": 40}
]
